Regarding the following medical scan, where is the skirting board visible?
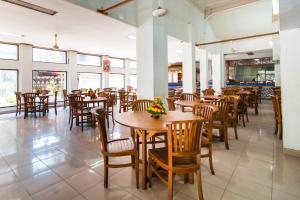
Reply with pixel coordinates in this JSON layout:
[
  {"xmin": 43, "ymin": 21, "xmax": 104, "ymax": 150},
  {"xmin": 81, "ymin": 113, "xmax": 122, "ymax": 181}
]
[{"xmin": 283, "ymin": 148, "xmax": 300, "ymax": 158}]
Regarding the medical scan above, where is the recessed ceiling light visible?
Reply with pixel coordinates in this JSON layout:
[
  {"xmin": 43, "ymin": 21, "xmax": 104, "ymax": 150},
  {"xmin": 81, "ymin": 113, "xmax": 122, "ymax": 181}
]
[
  {"xmin": 127, "ymin": 35, "xmax": 136, "ymax": 40},
  {"xmin": 0, "ymin": 32, "xmax": 24, "ymax": 37}
]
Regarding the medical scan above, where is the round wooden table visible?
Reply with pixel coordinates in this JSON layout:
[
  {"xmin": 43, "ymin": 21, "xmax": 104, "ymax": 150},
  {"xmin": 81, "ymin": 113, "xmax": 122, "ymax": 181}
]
[
  {"xmin": 115, "ymin": 111, "xmax": 203, "ymax": 189},
  {"xmin": 202, "ymin": 95, "xmax": 224, "ymax": 100},
  {"xmin": 175, "ymin": 100, "xmax": 202, "ymax": 112}
]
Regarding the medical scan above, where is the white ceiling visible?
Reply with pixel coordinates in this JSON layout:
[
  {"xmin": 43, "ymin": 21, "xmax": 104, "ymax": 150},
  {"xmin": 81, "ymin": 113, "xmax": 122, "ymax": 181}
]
[
  {"xmin": 279, "ymin": 0, "xmax": 300, "ymax": 31},
  {"xmin": 189, "ymin": 0, "xmax": 242, "ymax": 10},
  {"xmin": 0, "ymin": 0, "xmax": 136, "ymax": 59}
]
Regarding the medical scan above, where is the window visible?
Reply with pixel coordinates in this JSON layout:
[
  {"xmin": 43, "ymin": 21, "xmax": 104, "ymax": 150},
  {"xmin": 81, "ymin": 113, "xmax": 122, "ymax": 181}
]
[
  {"xmin": 77, "ymin": 73, "xmax": 102, "ymax": 90},
  {"xmin": 110, "ymin": 57, "xmax": 124, "ymax": 68},
  {"xmin": 109, "ymin": 74, "xmax": 125, "ymax": 89},
  {"xmin": 32, "ymin": 70, "xmax": 67, "ymax": 100},
  {"xmin": 32, "ymin": 48, "xmax": 67, "ymax": 64},
  {"xmin": 0, "ymin": 43, "xmax": 18, "ymax": 60},
  {"xmin": 129, "ymin": 74, "xmax": 137, "ymax": 89},
  {"xmin": 129, "ymin": 60, "xmax": 136, "ymax": 68},
  {"xmin": 0, "ymin": 70, "xmax": 18, "ymax": 107},
  {"xmin": 77, "ymin": 54, "xmax": 101, "ymax": 66}
]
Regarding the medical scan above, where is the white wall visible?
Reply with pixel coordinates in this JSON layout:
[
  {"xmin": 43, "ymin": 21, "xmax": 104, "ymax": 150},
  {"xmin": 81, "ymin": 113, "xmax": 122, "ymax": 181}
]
[
  {"xmin": 0, "ymin": 43, "xmax": 136, "ymax": 99},
  {"xmin": 280, "ymin": 28, "xmax": 300, "ymax": 151}
]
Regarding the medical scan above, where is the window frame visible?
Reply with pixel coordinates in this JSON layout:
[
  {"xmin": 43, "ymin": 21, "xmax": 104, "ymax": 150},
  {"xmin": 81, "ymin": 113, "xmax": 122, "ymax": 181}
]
[
  {"xmin": 0, "ymin": 42, "xmax": 19, "ymax": 61},
  {"xmin": 77, "ymin": 72, "xmax": 102, "ymax": 90},
  {"xmin": 76, "ymin": 53, "xmax": 102, "ymax": 67},
  {"xmin": 0, "ymin": 69, "xmax": 19, "ymax": 108},
  {"xmin": 108, "ymin": 73, "xmax": 125, "ymax": 89},
  {"xmin": 32, "ymin": 70, "xmax": 68, "ymax": 101},
  {"xmin": 32, "ymin": 46, "xmax": 67, "ymax": 64},
  {"xmin": 109, "ymin": 57, "xmax": 125, "ymax": 68}
]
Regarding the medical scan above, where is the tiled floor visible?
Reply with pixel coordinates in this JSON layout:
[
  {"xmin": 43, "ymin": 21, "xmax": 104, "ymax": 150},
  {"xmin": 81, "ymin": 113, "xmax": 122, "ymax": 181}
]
[{"xmin": 0, "ymin": 101, "xmax": 299, "ymax": 200}]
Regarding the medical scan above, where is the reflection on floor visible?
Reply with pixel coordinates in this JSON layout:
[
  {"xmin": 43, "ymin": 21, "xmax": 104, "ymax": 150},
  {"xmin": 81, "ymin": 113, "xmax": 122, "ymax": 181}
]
[{"xmin": 0, "ymin": 101, "xmax": 299, "ymax": 200}]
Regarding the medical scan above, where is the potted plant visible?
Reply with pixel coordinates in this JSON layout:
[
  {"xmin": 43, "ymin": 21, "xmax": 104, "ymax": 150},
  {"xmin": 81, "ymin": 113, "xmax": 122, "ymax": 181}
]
[{"xmin": 146, "ymin": 97, "xmax": 167, "ymax": 119}]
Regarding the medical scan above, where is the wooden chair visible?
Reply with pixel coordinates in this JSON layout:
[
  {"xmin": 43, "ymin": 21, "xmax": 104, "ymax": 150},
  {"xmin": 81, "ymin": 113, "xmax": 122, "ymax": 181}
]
[
  {"xmin": 148, "ymin": 119, "xmax": 205, "ymax": 200},
  {"xmin": 168, "ymin": 89, "xmax": 176, "ymax": 97},
  {"xmin": 23, "ymin": 93, "xmax": 47, "ymax": 119},
  {"xmin": 105, "ymin": 93, "xmax": 115, "ymax": 128},
  {"xmin": 210, "ymin": 100, "xmax": 230, "ymax": 149},
  {"xmin": 224, "ymin": 95, "xmax": 240, "ymax": 140},
  {"xmin": 180, "ymin": 93, "xmax": 199, "ymax": 112},
  {"xmin": 271, "ymin": 95, "xmax": 282, "ymax": 140},
  {"xmin": 15, "ymin": 92, "xmax": 23, "ymax": 116},
  {"xmin": 118, "ymin": 91, "xmax": 134, "ymax": 113},
  {"xmin": 131, "ymin": 99, "xmax": 153, "ymax": 111},
  {"xmin": 47, "ymin": 91, "xmax": 58, "ymax": 115},
  {"xmin": 166, "ymin": 97, "xmax": 175, "ymax": 111},
  {"xmin": 92, "ymin": 108, "xmax": 139, "ymax": 188},
  {"xmin": 202, "ymin": 88, "xmax": 215, "ymax": 96},
  {"xmin": 40, "ymin": 90, "xmax": 50, "ymax": 95},
  {"xmin": 63, "ymin": 89, "xmax": 68, "ymax": 109},
  {"xmin": 71, "ymin": 90, "xmax": 81, "ymax": 95},
  {"xmin": 193, "ymin": 104, "xmax": 218, "ymax": 175},
  {"xmin": 80, "ymin": 88, "xmax": 88, "ymax": 93},
  {"xmin": 237, "ymin": 94, "xmax": 249, "ymax": 127},
  {"xmin": 68, "ymin": 95, "xmax": 91, "ymax": 131}
]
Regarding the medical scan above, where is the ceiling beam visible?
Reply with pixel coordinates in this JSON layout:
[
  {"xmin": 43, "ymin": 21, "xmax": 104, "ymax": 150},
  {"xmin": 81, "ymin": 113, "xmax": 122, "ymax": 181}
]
[
  {"xmin": 205, "ymin": 0, "xmax": 259, "ymax": 18},
  {"xmin": 196, "ymin": 32, "xmax": 279, "ymax": 46},
  {"xmin": 1, "ymin": 0, "xmax": 57, "ymax": 15},
  {"xmin": 97, "ymin": 0, "xmax": 133, "ymax": 14}
]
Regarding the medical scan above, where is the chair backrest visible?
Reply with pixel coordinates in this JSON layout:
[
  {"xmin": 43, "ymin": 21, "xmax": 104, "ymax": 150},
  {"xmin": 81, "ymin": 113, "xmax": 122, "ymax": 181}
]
[
  {"xmin": 71, "ymin": 90, "xmax": 81, "ymax": 95},
  {"xmin": 203, "ymin": 89, "xmax": 215, "ymax": 96},
  {"xmin": 15, "ymin": 92, "xmax": 22, "ymax": 102},
  {"xmin": 193, "ymin": 104, "xmax": 218, "ymax": 141},
  {"xmin": 224, "ymin": 95, "xmax": 240, "ymax": 119},
  {"xmin": 168, "ymin": 89, "xmax": 175, "ymax": 97},
  {"xmin": 92, "ymin": 108, "xmax": 108, "ymax": 154},
  {"xmin": 209, "ymin": 100, "xmax": 229, "ymax": 122},
  {"xmin": 68, "ymin": 94, "xmax": 84, "ymax": 114},
  {"xmin": 131, "ymin": 99, "xmax": 153, "ymax": 111},
  {"xmin": 22, "ymin": 93, "xmax": 36, "ymax": 106},
  {"xmin": 98, "ymin": 91, "xmax": 108, "ymax": 97},
  {"xmin": 127, "ymin": 86, "xmax": 133, "ymax": 92},
  {"xmin": 180, "ymin": 93, "xmax": 198, "ymax": 101},
  {"xmin": 63, "ymin": 89, "xmax": 67, "ymax": 98},
  {"xmin": 165, "ymin": 119, "xmax": 204, "ymax": 167},
  {"xmin": 166, "ymin": 97, "xmax": 176, "ymax": 111},
  {"xmin": 271, "ymin": 95, "xmax": 281, "ymax": 119}
]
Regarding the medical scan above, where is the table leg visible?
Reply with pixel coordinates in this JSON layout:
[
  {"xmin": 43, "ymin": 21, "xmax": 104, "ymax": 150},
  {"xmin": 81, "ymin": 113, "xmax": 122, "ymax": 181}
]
[{"xmin": 142, "ymin": 130, "xmax": 147, "ymax": 189}]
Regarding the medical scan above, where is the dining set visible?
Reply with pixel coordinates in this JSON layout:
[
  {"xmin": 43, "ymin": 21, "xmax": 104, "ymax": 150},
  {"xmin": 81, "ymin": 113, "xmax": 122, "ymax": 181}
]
[
  {"xmin": 88, "ymin": 86, "xmax": 263, "ymax": 200},
  {"xmin": 15, "ymin": 90, "xmax": 58, "ymax": 119}
]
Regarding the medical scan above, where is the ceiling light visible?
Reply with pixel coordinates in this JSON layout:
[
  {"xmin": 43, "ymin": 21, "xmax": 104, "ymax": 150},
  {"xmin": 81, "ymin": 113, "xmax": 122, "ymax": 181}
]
[
  {"xmin": 0, "ymin": 32, "xmax": 24, "ymax": 38},
  {"xmin": 176, "ymin": 50, "xmax": 183, "ymax": 54},
  {"xmin": 2, "ymin": 0, "xmax": 57, "ymax": 16},
  {"xmin": 272, "ymin": 0, "xmax": 279, "ymax": 15},
  {"xmin": 269, "ymin": 40, "xmax": 273, "ymax": 47},
  {"xmin": 127, "ymin": 35, "xmax": 136, "ymax": 40},
  {"xmin": 152, "ymin": 0, "xmax": 167, "ymax": 17}
]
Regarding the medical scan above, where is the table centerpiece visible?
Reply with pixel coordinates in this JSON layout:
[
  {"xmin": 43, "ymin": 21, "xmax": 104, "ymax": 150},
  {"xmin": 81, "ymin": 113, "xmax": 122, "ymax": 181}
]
[{"xmin": 146, "ymin": 97, "xmax": 167, "ymax": 119}]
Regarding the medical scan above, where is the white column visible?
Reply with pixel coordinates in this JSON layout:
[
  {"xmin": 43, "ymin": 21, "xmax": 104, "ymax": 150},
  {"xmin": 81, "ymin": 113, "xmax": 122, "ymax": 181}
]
[
  {"xmin": 182, "ymin": 24, "xmax": 196, "ymax": 93},
  {"xmin": 68, "ymin": 51, "xmax": 77, "ymax": 90},
  {"xmin": 136, "ymin": 0, "xmax": 168, "ymax": 99},
  {"xmin": 280, "ymin": 28, "xmax": 300, "ymax": 152},
  {"xmin": 275, "ymin": 64, "xmax": 281, "ymax": 86},
  {"xmin": 199, "ymin": 48, "xmax": 208, "ymax": 92},
  {"xmin": 211, "ymin": 54, "xmax": 222, "ymax": 93},
  {"xmin": 19, "ymin": 44, "xmax": 33, "ymax": 92}
]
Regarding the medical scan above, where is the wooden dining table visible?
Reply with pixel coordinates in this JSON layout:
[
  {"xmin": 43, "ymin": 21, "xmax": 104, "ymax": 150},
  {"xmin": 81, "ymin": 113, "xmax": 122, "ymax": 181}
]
[
  {"xmin": 114, "ymin": 111, "xmax": 204, "ymax": 189},
  {"xmin": 82, "ymin": 96, "xmax": 107, "ymax": 108}
]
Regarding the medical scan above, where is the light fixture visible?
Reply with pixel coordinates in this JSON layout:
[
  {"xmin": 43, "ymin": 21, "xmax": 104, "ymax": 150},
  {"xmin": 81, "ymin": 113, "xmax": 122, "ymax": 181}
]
[
  {"xmin": 272, "ymin": 0, "xmax": 279, "ymax": 15},
  {"xmin": 176, "ymin": 49, "xmax": 183, "ymax": 54},
  {"xmin": 127, "ymin": 35, "xmax": 136, "ymax": 40},
  {"xmin": 2, "ymin": 0, "xmax": 57, "ymax": 16},
  {"xmin": 269, "ymin": 40, "xmax": 273, "ymax": 47},
  {"xmin": 152, "ymin": 0, "xmax": 167, "ymax": 17},
  {"xmin": 53, "ymin": 33, "xmax": 59, "ymax": 49},
  {"xmin": 0, "ymin": 31, "xmax": 24, "ymax": 38}
]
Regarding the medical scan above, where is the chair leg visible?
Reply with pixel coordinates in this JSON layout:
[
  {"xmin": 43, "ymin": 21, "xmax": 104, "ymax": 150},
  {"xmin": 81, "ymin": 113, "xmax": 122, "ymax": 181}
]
[
  {"xmin": 279, "ymin": 122, "xmax": 283, "ymax": 140},
  {"xmin": 208, "ymin": 144, "xmax": 215, "ymax": 175},
  {"xmin": 112, "ymin": 109, "xmax": 115, "ymax": 126},
  {"xmin": 246, "ymin": 110, "xmax": 249, "ymax": 122},
  {"xmin": 242, "ymin": 114, "xmax": 246, "ymax": 127},
  {"xmin": 135, "ymin": 152, "xmax": 139, "ymax": 189},
  {"xmin": 148, "ymin": 155, "xmax": 152, "ymax": 188},
  {"xmin": 274, "ymin": 120, "xmax": 278, "ymax": 135},
  {"xmin": 104, "ymin": 156, "xmax": 109, "ymax": 188},
  {"xmin": 55, "ymin": 106, "xmax": 57, "ymax": 115},
  {"xmin": 168, "ymin": 171, "xmax": 173, "ymax": 200},
  {"xmin": 224, "ymin": 128, "xmax": 229, "ymax": 150},
  {"xmin": 234, "ymin": 122, "xmax": 238, "ymax": 140},
  {"xmin": 106, "ymin": 114, "xmax": 110, "ymax": 128},
  {"xmin": 70, "ymin": 117, "xmax": 73, "ymax": 130},
  {"xmin": 196, "ymin": 169, "xmax": 204, "ymax": 200},
  {"xmin": 184, "ymin": 174, "xmax": 189, "ymax": 184},
  {"xmin": 81, "ymin": 116, "xmax": 84, "ymax": 131}
]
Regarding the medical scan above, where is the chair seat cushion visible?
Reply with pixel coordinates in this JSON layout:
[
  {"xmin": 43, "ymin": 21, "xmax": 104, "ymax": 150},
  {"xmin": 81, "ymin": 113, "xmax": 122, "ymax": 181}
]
[
  {"xmin": 149, "ymin": 148, "xmax": 198, "ymax": 171},
  {"xmin": 107, "ymin": 138, "xmax": 134, "ymax": 154}
]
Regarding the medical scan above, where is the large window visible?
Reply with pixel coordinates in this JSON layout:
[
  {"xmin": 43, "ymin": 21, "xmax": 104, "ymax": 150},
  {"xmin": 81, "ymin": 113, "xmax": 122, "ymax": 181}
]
[
  {"xmin": 0, "ymin": 70, "xmax": 18, "ymax": 107},
  {"xmin": 32, "ymin": 48, "xmax": 67, "ymax": 64},
  {"xmin": 32, "ymin": 70, "xmax": 67, "ymax": 100},
  {"xmin": 77, "ymin": 73, "xmax": 101, "ymax": 90},
  {"xmin": 129, "ymin": 74, "xmax": 137, "ymax": 89},
  {"xmin": 0, "ymin": 43, "xmax": 18, "ymax": 60},
  {"xmin": 110, "ymin": 57, "xmax": 124, "ymax": 68},
  {"xmin": 77, "ymin": 54, "xmax": 101, "ymax": 66},
  {"xmin": 109, "ymin": 74, "xmax": 125, "ymax": 89}
]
